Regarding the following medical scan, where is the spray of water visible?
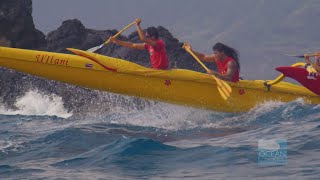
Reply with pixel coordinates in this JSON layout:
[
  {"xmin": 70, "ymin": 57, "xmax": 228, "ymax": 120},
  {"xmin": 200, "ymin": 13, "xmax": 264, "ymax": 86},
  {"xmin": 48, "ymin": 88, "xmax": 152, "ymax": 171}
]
[
  {"xmin": 84, "ymin": 95, "xmax": 313, "ymax": 131},
  {"xmin": 0, "ymin": 89, "xmax": 314, "ymax": 132},
  {"xmin": 0, "ymin": 90, "xmax": 72, "ymax": 118}
]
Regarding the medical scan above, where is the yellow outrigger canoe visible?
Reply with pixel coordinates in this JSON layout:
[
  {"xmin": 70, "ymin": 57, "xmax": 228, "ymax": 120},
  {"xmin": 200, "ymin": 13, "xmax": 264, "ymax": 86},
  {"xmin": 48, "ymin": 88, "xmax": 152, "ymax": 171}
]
[{"xmin": 0, "ymin": 46, "xmax": 319, "ymax": 112}]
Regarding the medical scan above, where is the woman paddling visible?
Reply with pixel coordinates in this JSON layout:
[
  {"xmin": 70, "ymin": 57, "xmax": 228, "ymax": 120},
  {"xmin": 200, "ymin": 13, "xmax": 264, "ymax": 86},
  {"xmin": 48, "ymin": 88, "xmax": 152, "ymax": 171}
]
[
  {"xmin": 109, "ymin": 18, "xmax": 169, "ymax": 70},
  {"xmin": 184, "ymin": 42, "xmax": 240, "ymax": 82}
]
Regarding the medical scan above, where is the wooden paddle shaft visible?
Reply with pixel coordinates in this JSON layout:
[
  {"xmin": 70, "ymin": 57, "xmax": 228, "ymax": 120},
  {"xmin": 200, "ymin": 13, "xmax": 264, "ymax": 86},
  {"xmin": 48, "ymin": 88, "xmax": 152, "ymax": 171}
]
[{"xmin": 104, "ymin": 21, "xmax": 136, "ymax": 45}]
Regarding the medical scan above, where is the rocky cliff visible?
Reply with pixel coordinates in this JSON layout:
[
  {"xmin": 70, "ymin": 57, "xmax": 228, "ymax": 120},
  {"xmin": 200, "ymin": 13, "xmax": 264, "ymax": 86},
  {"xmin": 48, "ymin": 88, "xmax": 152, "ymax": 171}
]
[
  {"xmin": 0, "ymin": 0, "xmax": 202, "ymax": 112},
  {"xmin": 0, "ymin": 0, "xmax": 46, "ymax": 49}
]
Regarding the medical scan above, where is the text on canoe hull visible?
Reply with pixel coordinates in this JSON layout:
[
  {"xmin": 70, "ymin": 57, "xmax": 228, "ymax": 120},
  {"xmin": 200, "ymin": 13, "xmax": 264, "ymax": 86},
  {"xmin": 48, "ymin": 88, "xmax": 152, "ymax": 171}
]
[{"xmin": 36, "ymin": 54, "xmax": 69, "ymax": 66}]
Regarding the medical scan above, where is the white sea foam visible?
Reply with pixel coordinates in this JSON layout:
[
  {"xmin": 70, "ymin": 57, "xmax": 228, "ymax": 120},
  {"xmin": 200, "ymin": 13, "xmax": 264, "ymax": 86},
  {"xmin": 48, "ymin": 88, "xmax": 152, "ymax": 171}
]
[
  {"xmin": 106, "ymin": 97, "xmax": 313, "ymax": 130},
  {"xmin": 75, "ymin": 92, "xmax": 213, "ymax": 130},
  {"xmin": 0, "ymin": 90, "xmax": 72, "ymax": 118}
]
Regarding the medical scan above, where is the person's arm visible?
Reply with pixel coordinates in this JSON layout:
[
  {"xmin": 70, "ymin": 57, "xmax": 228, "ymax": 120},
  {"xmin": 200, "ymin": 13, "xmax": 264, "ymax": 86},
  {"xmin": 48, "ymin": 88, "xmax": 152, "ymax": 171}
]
[
  {"xmin": 304, "ymin": 54, "xmax": 312, "ymax": 64},
  {"xmin": 135, "ymin": 18, "xmax": 157, "ymax": 47},
  {"xmin": 314, "ymin": 53, "xmax": 320, "ymax": 73},
  {"xmin": 183, "ymin": 43, "xmax": 215, "ymax": 62},
  {"xmin": 109, "ymin": 37, "xmax": 145, "ymax": 50},
  {"xmin": 207, "ymin": 61, "xmax": 237, "ymax": 81},
  {"xmin": 191, "ymin": 49, "xmax": 216, "ymax": 62}
]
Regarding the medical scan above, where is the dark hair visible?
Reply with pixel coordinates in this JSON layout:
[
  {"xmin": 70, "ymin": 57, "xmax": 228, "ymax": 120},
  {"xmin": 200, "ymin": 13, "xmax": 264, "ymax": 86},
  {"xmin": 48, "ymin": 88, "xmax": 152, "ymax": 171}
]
[
  {"xmin": 213, "ymin": 42, "xmax": 240, "ymax": 69},
  {"xmin": 146, "ymin": 27, "xmax": 159, "ymax": 39}
]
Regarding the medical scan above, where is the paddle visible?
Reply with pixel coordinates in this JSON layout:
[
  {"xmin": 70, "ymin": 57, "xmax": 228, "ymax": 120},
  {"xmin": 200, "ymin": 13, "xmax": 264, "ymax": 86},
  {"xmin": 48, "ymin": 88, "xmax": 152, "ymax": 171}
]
[
  {"xmin": 284, "ymin": 53, "xmax": 320, "ymax": 74},
  {"xmin": 284, "ymin": 53, "xmax": 320, "ymax": 58},
  {"xmin": 87, "ymin": 21, "xmax": 136, "ymax": 52},
  {"xmin": 182, "ymin": 43, "xmax": 232, "ymax": 101}
]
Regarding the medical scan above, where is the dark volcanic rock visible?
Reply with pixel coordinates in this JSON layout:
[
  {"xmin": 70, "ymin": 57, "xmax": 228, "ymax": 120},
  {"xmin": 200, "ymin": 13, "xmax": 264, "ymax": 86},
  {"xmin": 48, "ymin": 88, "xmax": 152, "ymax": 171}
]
[
  {"xmin": 0, "ymin": 0, "xmax": 203, "ymax": 113},
  {"xmin": 0, "ymin": 0, "xmax": 46, "ymax": 49},
  {"xmin": 46, "ymin": 19, "xmax": 119, "ymax": 54},
  {"xmin": 47, "ymin": 19, "xmax": 101, "ymax": 53}
]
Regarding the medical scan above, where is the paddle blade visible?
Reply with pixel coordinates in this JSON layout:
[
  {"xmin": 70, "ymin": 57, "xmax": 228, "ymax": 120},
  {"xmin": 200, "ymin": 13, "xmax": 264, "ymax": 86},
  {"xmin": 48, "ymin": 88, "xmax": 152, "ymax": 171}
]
[
  {"xmin": 215, "ymin": 76, "xmax": 231, "ymax": 93},
  {"xmin": 212, "ymin": 75, "xmax": 232, "ymax": 99},
  {"xmin": 217, "ymin": 86, "xmax": 228, "ymax": 101},
  {"xmin": 284, "ymin": 54, "xmax": 304, "ymax": 58},
  {"xmin": 212, "ymin": 79, "xmax": 232, "ymax": 100},
  {"xmin": 293, "ymin": 55, "xmax": 305, "ymax": 58},
  {"xmin": 87, "ymin": 44, "xmax": 104, "ymax": 52},
  {"xmin": 220, "ymin": 80, "xmax": 232, "ymax": 94},
  {"xmin": 217, "ymin": 83, "xmax": 231, "ymax": 100},
  {"xmin": 86, "ymin": 21, "xmax": 135, "ymax": 53}
]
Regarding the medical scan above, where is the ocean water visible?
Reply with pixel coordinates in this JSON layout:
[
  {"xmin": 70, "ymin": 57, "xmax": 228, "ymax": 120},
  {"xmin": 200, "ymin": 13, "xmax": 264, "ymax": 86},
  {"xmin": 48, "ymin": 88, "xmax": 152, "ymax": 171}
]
[{"xmin": 0, "ymin": 90, "xmax": 320, "ymax": 179}]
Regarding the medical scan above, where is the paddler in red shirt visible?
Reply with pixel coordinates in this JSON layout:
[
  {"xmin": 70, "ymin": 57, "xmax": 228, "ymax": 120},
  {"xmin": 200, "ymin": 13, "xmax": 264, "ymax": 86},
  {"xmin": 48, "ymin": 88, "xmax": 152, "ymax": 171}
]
[
  {"xmin": 184, "ymin": 42, "xmax": 240, "ymax": 82},
  {"xmin": 109, "ymin": 18, "xmax": 169, "ymax": 70}
]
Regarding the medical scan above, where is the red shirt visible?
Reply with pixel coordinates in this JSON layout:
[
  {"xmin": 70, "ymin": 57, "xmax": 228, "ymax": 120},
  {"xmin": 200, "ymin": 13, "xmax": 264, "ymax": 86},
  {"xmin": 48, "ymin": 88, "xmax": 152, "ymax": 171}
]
[
  {"xmin": 215, "ymin": 56, "xmax": 239, "ymax": 82},
  {"xmin": 144, "ymin": 39, "xmax": 169, "ymax": 70}
]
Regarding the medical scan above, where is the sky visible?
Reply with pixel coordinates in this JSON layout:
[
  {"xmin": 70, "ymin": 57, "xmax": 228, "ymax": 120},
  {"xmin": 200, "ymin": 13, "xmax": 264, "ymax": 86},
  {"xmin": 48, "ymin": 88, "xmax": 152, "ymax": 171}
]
[
  {"xmin": 32, "ymin": 0, "xmax": 250, "ymax": 49},
  {"xmin": 32, "ymin": 0, "xmax": 320, "ymax": 79},
  {"xmin": 32, "ymin": 0, "xmax": 189, "ymax": 35}
]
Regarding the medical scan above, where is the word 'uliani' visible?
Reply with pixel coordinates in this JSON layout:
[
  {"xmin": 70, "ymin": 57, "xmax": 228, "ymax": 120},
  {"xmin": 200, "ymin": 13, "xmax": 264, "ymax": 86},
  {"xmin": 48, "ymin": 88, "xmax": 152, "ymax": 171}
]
[{"xmin": 36, "ymin": 54, "xmax": 69, "ymax": 66}]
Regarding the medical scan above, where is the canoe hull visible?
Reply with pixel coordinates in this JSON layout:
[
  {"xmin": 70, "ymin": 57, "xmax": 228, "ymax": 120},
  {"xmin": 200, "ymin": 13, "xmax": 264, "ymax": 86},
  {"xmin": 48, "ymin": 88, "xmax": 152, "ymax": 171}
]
[{"xmin": 0, "ymin": 47, "xmax": 319, "ymax": 112}]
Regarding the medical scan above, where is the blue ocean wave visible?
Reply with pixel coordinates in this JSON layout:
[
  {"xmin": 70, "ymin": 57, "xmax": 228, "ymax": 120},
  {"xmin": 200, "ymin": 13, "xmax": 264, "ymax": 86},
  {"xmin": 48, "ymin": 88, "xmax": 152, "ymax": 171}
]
[
  {"xmin": 0, "ymin": 165, "xmax": 44, "ymax": 178},
  {"xmin": 52, "ymin": 137, "xmax": 177, "ymax": 167},
  {"xmin": 0, "ymin": 99, "xmax": 319, "ymax": 179}
]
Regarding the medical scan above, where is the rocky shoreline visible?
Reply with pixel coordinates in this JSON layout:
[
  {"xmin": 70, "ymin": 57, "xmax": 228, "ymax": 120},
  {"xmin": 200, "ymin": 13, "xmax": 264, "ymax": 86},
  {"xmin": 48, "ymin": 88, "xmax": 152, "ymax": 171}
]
[{"xmin": 0, "ymin": 0, "xmax": 203, "ymax": 112}]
